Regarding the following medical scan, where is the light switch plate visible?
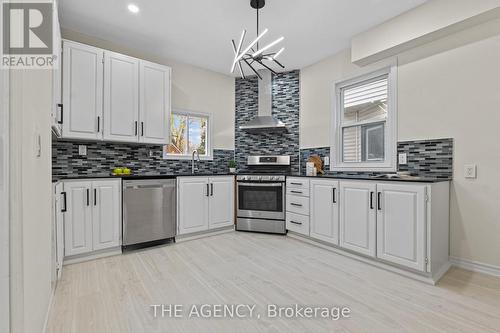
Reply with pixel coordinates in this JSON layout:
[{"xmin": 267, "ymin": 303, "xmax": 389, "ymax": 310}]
[
  {"xmin": 464, "ymin": 164, "xmax": 477, "ymax": 179},
  {"xmin": 78, "ymin": 145, "xmax": 87, "ymax": 156},
  {"xmin": 398, "ymin": 153, "xmax": 407, "ymax": 165}
]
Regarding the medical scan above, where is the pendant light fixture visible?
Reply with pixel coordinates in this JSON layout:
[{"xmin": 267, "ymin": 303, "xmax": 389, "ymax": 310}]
[{"xmin": 231, "ymin": 0, "xmax": 285, "ymax": 79}]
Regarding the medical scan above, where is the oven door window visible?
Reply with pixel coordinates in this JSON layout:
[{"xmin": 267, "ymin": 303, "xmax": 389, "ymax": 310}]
[{"xmin": 238, "ymin": 184, "xmax": 283, "ymax": 212}]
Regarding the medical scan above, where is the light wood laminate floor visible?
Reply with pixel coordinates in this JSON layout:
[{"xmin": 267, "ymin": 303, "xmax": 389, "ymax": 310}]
[{"xmin": 46, "ymin": 232, "xmax": 500, "ymax": 333}]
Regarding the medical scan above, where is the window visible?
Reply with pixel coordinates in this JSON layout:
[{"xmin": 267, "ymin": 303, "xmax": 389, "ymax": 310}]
[
  {"xmin": 332, "ymin": 66, "xmax": 397, "ymax": 171},
  {"xmin": 163, "ymin": 110, "xmax": 212, "ymax": 160}
]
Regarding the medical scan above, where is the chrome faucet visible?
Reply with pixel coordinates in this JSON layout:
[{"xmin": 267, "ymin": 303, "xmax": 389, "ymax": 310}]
[{"xmin": 191, "ymin": 150, "xmax": 200, "ymax": 173}]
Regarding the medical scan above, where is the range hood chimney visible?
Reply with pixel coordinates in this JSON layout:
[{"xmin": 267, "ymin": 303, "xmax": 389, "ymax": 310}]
[{"xmin": 239, "ymin": 70, "xmax": 287, "ymax": 133}]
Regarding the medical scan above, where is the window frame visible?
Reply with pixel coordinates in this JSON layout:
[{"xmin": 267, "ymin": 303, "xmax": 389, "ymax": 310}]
[
  {"xmin": 331, "ymin": 65, "xmax": 397, "ymax": 172},
  {"xmin": 163, "ymin": 108, "xmax": 213, "ymax": 161}
]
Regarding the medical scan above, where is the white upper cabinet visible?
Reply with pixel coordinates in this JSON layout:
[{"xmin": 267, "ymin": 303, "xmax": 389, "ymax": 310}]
[
  {"xmin": 103, "ymin": 51, "xmax": 140, "ymax": 142},
  {"xmin": 208, "ymin": 177, "xmax": 234, "ymax": 229},
  {"xmin": 376, "ymin": 183, "xmax": 427, "ymax": 271},
  {"xmin": 62, "ymin": 40, "xmax": 104, "ymax": 140},
  {"xmin": 339, "ymin": 181, "xmax": 377, "ymax": 257},
  {"xmin": 61, "ymin": 41, "xmax": 171, "ymax": 144},
  {"xmin": 92, "ymin": 180, "xmax": 121, "ymax": 251},
  {"xmin": 139, "ymin": 61, "xmax": 171, "ymax": 144},
  {"xmin": 51, "ymin": 0, "xmax": 62, "ymax": 137},
  {"xmin": 310, "ymin": 179, "xmax": 339, "ymax": 245}
]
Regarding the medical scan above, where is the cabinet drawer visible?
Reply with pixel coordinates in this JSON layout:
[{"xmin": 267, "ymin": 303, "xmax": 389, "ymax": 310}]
[
  {"xmin": 287, "ymin": 178, "xmax": 310, "ymax": 189},
  {"xmin": 286, "ymin": 187, "xmax": 309, "ymax": 197},
  {"xmin": 286, "ymin": 212, "xmax": 309, "ymax": 236},
  {"xmin": 286, "ymin": 195, "xmax": 310, "ymax": 215}
]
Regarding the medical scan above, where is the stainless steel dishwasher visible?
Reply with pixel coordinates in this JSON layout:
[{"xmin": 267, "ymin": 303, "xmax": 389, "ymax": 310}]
[{"xmin": 123, "ymin": 179, "xmax": 176, "ymax": 247}]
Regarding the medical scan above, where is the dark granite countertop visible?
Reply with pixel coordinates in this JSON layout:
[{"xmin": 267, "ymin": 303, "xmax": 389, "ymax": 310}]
[
  {"xmin": 53, "ymin": 173, "xmax": 235, "ymax": 182},
  {"xmin": 287, "ymin": 174, "xmax": 451, "ymax": 183}
]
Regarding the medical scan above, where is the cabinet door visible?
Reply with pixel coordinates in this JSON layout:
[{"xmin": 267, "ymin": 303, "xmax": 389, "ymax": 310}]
[
  {"xmin": 377, "ymin": 183, "xmax": 427, "ymax": 271},
  {"xmin": 339, "ymin": 181, "xmax": 376, "ymax": 257},
  {"xmin": 63, "ymin": 181, "xmax": 93, "ymax": 256},
  {"xmin": 92, "ymin": 180, "xmax": 121, "ymax": 251},
  {"xmin": 310, "ymin": 180, "xmax": 339, "ymax": 244},
  {"xmin": 139, "ymin": 61, "xmax": 171, "ymax": 144},
  {"xmin": 208, "ymin": 177, "xmax": 234, "ymax": 229},
  {"xmin": 62, "ymin": 41, "xmax": 103, "ymax": 140},
  {"xmin": 178, "ymin": 178, "xmax": 209, "ymax": 235},
  {"xmin": 51, "ymin": 1, "xmax": 62, "ymax": 136},
  {"xmin": 103, "ymin": 51, "xmax": 139, "ymax": 142}
]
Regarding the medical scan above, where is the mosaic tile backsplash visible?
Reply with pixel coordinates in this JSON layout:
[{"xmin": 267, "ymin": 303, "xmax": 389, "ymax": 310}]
[
  {"xmin": 52, "ymin": 140, "xmax": 234, "ymax": 180},
  {"xmin": 235, "ymin": 70, "xmax": 300, "ymax": 174},
  {"xmin": 300, "ymin": 138, "xmax": 453, "ymax": 179}
]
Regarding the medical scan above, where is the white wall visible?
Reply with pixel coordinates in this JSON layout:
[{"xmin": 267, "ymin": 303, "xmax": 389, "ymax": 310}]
[
  {"xmin": 0, "ymin": 3, "xmax": 10, "ymax": 332},
  {"xmin": 61, "ymin": 29, "xmax": 235, "ymax": 150},
  {"xmin": 300, "ymin": 17, "xmax": 500, "ymax": 267},
  {"xmin": 9, "ymin": 68, "xmax": 54, "ymax": 332}
]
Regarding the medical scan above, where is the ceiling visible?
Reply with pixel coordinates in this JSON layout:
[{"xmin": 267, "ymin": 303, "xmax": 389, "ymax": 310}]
[{"xmin": 59, "ymin": 0, "xmax": 427, "ymax": 76}]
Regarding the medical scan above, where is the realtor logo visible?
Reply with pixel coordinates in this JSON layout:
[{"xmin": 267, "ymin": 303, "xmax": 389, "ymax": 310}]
[{"xmin": 2, "ymin": 1, "xmax": 55, "ymax": 69}]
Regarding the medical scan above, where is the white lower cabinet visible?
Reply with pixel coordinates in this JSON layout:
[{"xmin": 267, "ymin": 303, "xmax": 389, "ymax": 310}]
[
  {"xmin": 62, "ymin": 179, "xmax": 121, "ymax": 258},
  {"xmin": 339, "ymin": 181, "xmax": 377, "ymax": 257},
  {"xmin": 208, "ymin": 177, "xmax": 235, "ymax": 229},
  {"xmin": 178, "ymin": 176, "xmax": 234, "ymax": 235},
  {"xmin": 376, "ymin": 183, "xmax": 427, "ymax": 271},
  {"xmin": 304, "ymin": 178, "xmax": 450, "ymax": 282},
  {"xmin": 92, "ymin": 181, "xmax": 122, "ymax": 251},
  {"xmin": 310, "ymin": 179, "xmax": 339, "ymax": 244}
]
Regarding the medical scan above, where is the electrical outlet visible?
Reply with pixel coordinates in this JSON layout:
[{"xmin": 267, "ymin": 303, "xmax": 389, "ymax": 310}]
[
  {"xmin": 464, "ymin": 164, "xmax": 477, "ymax": 179},
  {"xmin": 78, "ymin": 145, "xmax": 87, "ymax": 156},
  {"xmin": 324, "ymin": 156, "xmax": 330, "ymax": 166},
  {"xmin": 149, "ymin": 150, "xmax": 154, "ymax": 157},
  {"xmin": 398, "ymin": 153, "xmax": 407, "ymax": 165}
]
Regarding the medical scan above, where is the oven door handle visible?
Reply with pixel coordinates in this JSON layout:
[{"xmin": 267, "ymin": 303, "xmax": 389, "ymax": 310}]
[{"xmin": 237, "ymin": 182, "xmax": 284, "ymax": 187}]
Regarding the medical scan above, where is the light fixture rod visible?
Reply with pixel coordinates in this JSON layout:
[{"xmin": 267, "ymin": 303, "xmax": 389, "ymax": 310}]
[
  {"xmin": 252, "ymin": 36, "xmax": 284, "ymax": 58},
  {"xmin": 231, "ymin": 28, "xmax": 268, "ymax": 69}
]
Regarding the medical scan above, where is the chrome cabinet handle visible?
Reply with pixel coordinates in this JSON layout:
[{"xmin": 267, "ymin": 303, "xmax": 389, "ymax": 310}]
[
  {"xmin": 290, "ymin": 221, "xmax": 302, "ymax": 225},
  {"xmin": 332, "ymin": 188, "xmax": 337, "ymax": 204},
  {"xmin": 377, "ymin": 192, "xmax": 382, "ymax": 211},
  {"xmin": 370, "ymin": 191, "xmax": 374, "ymax": 210},
  {"xmin": 290, "ymin": 203, "xmax": 302, "ymax": 207},
  {"xmin": 210, "ymin": 183, "xmax": 214, "ymax": 196},
  {"xmin": 290, "ymin": 182, "xmax": 302, "ymax": 186},
  {"xmin": 86, "ymin": 189, "xmax": 90, "ymax": 206},
  {"xmin": 291, "ymin": 190, "xmax": 302, "ymax": 194}
]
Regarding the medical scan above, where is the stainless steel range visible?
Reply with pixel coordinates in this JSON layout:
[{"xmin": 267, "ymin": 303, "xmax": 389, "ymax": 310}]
[{"xmin": 236, "ymin": 156, "xmax": 289, "ymax": 234}]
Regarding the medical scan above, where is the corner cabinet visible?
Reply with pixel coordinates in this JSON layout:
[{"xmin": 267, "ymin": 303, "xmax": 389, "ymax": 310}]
[
  {"xmin": 61, "ymin": 40, "xmax": 171, "ymax": 144},
  {"xmin": 177, "ymin": 176, "xmax": 234, "ymax": 235},
  {"xmin": 62, "ymin": 179, "xmax": 121, "ymax": 259}
]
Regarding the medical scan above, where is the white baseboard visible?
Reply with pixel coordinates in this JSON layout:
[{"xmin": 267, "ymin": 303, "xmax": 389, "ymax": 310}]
[
  {"xmin": 176, "ymin": 226, "xmax": 235, "ymax": 243},
  {"xmin": 450, "ymin": 256, "xmax": 500, "ymax": 278}
]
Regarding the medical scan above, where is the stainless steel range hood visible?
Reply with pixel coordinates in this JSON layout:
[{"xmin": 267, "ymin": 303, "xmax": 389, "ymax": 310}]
[{"xmin": 239, "ymin": 70, "xmax": 287, "ymax": 133}]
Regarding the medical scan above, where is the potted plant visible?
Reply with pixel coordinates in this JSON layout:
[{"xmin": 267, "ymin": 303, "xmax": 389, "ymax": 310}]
[{"xmin": 228, "ymin": 160, "xmax": 237, "ymax": 173}]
